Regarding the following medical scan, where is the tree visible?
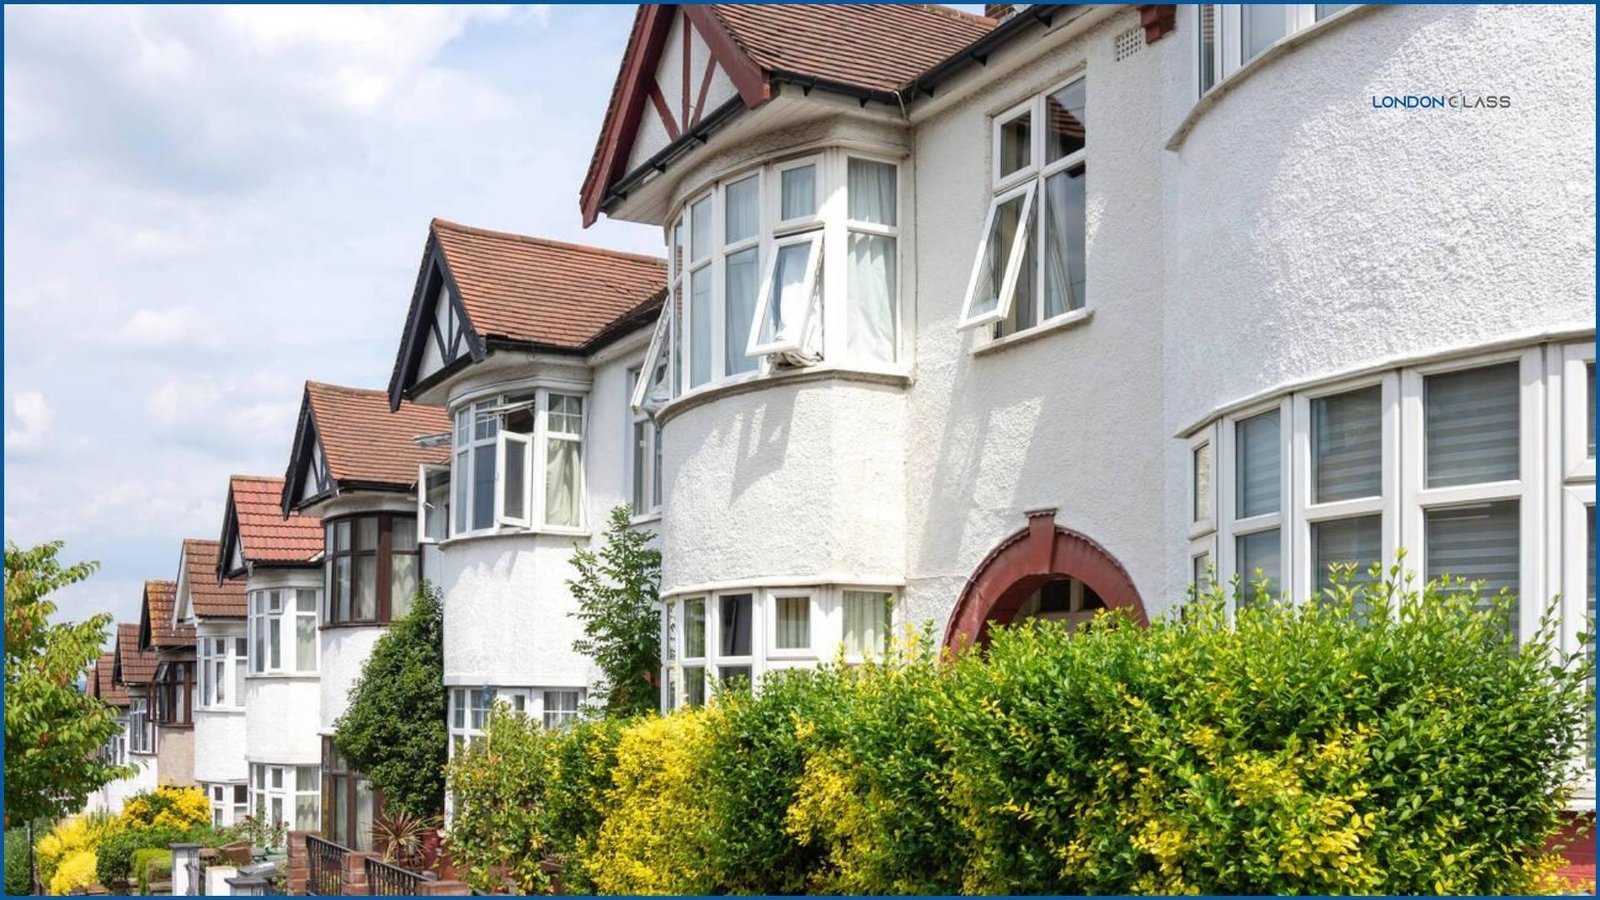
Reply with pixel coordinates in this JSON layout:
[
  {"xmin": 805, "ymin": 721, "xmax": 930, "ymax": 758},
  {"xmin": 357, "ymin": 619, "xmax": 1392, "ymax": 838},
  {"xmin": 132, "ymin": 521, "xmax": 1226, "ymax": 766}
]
[
  {"xmin": 4, "ymin": 540, "xmax": 127, "ymax": 829},
  {"xmin": 570, "ymin": 506, "xmax": 662, "ymax": 717},
  {"xmin": 333, "ymin": 582, "xmax": 447, "ymax": 818}
]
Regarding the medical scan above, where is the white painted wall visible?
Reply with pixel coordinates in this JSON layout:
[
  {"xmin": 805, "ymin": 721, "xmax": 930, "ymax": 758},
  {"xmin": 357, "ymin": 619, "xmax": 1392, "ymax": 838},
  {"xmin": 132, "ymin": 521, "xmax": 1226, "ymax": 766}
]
[
  {"xmin": 1158, "ymin": 3, "xmax": 1596, "ymax": 597},
  {"xmin": 86, "ymin": 744, "xmax": 156, "ymax": 815},
  {"xmin": 192, "ymin": 621, "xmax": 247, "ymax": 785},
  {"xmin": 320, "ymin": 626, "xmax": 384, "ymax": 733},
  {"xmin": 243, "ymin": 568, "xmax": 322, "ymax": 767}
]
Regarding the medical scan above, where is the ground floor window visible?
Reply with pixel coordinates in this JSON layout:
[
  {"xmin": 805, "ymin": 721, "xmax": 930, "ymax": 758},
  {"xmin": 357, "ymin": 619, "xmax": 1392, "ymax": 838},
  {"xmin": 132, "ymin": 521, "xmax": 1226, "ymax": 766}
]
[
  {"xmin": 661, "ymin": 584, "xmax": 898, "ymax": 711},
  {"xmin": 447, "ymin": 685, "xmax": 588, "ymax": 753},
  {"xmin": 250, "ymin": 763, "xmax": 319, "ymax": 831},
  {"xmin": 322, "ymin": 738, "xmax": 378, "ymax": 851},
  {"xmin": 206, "ymin": 782, "xmax": 249, "ymax": 828}
]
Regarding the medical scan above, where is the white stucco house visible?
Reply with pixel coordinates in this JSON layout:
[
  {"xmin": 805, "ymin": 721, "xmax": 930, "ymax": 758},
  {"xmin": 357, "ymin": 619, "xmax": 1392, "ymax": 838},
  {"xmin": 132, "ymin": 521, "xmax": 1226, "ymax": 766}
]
[
  {"xmin": 137, "ymin": 579, "xmax": 196, "ymax": 788},
  {"xmin": 170, "ymin": 536, "xmax": 250, "ymax": 827},
  {"xmin": 84, "ymin": 651, "xmax": 150, "ymax": 815},
  {"xmin": 208, "ymin": 474, "xmax": 326, "ymax": 834},
  {"xmin": 384, "ymin": 219, "xmax": 667, "ymax": 751},
  {"xmin": 109, "ymin": 624, "xmax": 160, "ymax": 801},
  {"xmin": 280, "ymin": 380, "xmax": 450, "ymax": 849},
  {"xmin": 574, "ymin": 0, "xmax": 1593, "ymax": 732}
]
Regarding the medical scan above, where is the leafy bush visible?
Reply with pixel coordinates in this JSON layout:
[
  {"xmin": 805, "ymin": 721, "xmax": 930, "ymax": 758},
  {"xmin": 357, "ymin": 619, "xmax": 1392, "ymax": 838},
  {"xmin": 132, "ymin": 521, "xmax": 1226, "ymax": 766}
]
[
  {"xmin": 5, "ymin": 827, "xmax": 31, "ymax": 895},
  {"xmin": 94, "ymin": 824, "xmax": 195, "ymax": 887},
  {"xmin": 130, "ymin": 848, "xmax": 169, "ymax": 895},
  {"xmin": 120, "ymin": 785, "xmax": 209, "ymax": 830},
  {"xmin": 334, "ymin": 582, "xmax": 446, "ymax": 817},
  {"xmin": 570, "ymin": 506, "xmax": 662, "ymax": 716},
  {"xmin": 442, "ymin": 567, "xmax": 1590, "ymax": 895},
  {"xmin": 45, "ymin": 850, "xmax": 96, "ymax": 896},
  {"xmin": 35, "ymin": 813, "xmax": 118, "ymax": 887}
]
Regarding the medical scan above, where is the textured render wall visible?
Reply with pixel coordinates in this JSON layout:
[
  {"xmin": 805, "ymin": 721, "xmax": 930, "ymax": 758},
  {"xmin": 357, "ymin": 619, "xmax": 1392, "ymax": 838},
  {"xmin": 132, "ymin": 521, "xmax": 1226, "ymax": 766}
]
[
  {"xmin": 1159, "ymin": 4, "xmax": 1597, "ymax": 596},
  {"xmin": 156, "ymin": 727, "xmax": 195, "ymax": 786},
  {"xmin": 320, "ymin": 626, "xmax": 383, "ymax": 733},
  {"xmin": 902, "ymin": 8, "xmax": 1171, "ymax": 627},
  {"xmin": 243, "ymin": 569, "xmax": 322, "ymax": 767},
  {"xmin": 436, "ymin": 349, "xmax": 636, "ymax": 690},
  {"xmin": 87, "ymin": 753, "xmax": 156, "ymax": 814},
  {"xmin": 660, "ymin": 378, "xmax": 907, "ymax": 594},
  {"xmin": 193, "ymin": 621, "xmax": 246, "ymax": 785}
]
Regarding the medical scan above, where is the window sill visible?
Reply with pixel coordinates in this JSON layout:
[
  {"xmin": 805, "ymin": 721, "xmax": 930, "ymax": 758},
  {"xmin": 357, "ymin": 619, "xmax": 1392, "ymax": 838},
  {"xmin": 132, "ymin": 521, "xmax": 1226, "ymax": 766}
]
[
  {"xmin": 439, "ymin": 526, "xmax": 592, "ymax": 549},
  {"xmin": 1167, "ymin": 4, "xmax": 1377, "ymax": 152},
  {"xmin": 629, "ymin": 512, "xmax": 662, "ymax": 527},
  {"xmin": 245, "ymin": 672, "xmax": 319, "ymax": 681},
  {"xmin": 972, "ymin": 308, "xmax": 1093, "ymax": 357},
  {"xmin": 320, "ymin": 620, "xmax": 391, "ymax": 631},
  {"xmin": 196, "ymin": 706, "xmax": 246, "ymax": 715},
  {"xmin": 655, "ymin": 364, "xmax": 912, "ymax": 427}
]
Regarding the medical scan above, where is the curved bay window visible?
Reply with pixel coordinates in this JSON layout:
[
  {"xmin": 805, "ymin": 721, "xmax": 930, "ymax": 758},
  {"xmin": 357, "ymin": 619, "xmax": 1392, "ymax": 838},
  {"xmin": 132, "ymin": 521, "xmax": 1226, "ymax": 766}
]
[
  {"xmin": 152, "ymin": 660, "xmax": 194, "ymax": 725},
  {"xmin": 323, "ymin": 514, "xmax": 420, "ymax": 625},
  {"xmin": 322, "ymin": 737, "xmax": 378, "ymax": 851}
]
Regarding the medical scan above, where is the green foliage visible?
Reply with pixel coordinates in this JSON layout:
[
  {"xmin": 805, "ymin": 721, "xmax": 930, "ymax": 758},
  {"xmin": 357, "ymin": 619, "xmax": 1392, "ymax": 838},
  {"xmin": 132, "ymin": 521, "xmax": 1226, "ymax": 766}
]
[
  {"xmin": 443, "ymin": 565, "xmax": 1590, "ymax": 895},
  {"xmin": 130, "ymin": 848, "xmax": 168, "ymax": 895},
  {"xmin": 334, "ymin": 581, "xmax": 447, "ymax": 817},
  {"xmin": 569, "ymin": 506, "xmax": 661, "ymax": 717},
  {"xmin": 93, "ymin": 823, "xmax": 209, "ymax": 887},
  {"xmin": 4, "ymin": 828, "xmax": 31, "ymax": 895},
  {"xmin": 444, "ymin": 711, "xmax": 627, "ymax": 895},
  {"xmin": 4, "ymin": 541, "xmax": 128, "ymax": 826}
]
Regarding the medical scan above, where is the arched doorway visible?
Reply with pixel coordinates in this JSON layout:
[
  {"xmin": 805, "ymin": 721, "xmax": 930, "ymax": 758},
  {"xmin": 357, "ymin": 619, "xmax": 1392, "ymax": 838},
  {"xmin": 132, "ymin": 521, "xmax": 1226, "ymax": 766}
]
[{"xmin": 942, "ymin": 508, "xmax": 1148, "ymax": 650}]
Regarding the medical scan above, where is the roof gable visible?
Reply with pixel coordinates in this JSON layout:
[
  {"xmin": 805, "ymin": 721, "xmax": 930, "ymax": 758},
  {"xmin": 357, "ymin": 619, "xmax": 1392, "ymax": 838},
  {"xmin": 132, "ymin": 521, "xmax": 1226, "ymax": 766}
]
[
  {"xmin": 387, "ymin": 219, "xmax": 667, "ymax": 406},
  {"xmin": 285, "ymin": 381, "xmax": 451, "ymax": 510},
  {"xmin": 581, "ymin": 4, "xmax": 997, "ymax": 226},
  {"xmin": 115, "ymin": 622, "xmax": 157, "ymax": 685},
  {"xmin": 219, "ymin": 476, "xmax": 321, "ymax": 580},
  {"xmin": 93, "ymin": 652, "xmax": 129, "ymax": 707},
  {"xmin": 139, "ymin": 579, "xmax": 192, "ymax": 650},
  {"xmin": 172, "ymin": 538, "xmax": 248, "ymax": 619}
]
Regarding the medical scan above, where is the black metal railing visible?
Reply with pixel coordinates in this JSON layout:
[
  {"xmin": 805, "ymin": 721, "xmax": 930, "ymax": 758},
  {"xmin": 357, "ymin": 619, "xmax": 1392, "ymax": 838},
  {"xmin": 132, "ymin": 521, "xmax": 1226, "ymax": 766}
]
[
  {"xmin": 305, "ymin": 835, "xmax": 347, "ymax": 896},
  {"xmin": 363, "ymin": 856, "xmax": 424, "ymax": 896}
]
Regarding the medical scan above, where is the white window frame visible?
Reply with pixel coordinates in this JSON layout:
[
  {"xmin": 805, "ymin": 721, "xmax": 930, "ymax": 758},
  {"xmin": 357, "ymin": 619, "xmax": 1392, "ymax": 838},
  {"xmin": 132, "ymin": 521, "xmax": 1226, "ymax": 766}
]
[
  {"xmin": 250, "ymin": 763, "xmax": 319, "ymax": 832},
  {"xmin": 1219, "ymin": 397, "xmax": 1293, "ymax": 607},
  {"xmin": 747, "ymin": 229, "xmax": 825, "ymax": 356},
  {"xmin": 837, "ymin": 587, "xmax": 898, "ymax": 664},
  {"xmin": 840, "ymin": 152, "xmax": 903, "ymax": 365},
  {"xmin": 674, "ymin": 596, "xmax": 709, "ymax": 710},
  {"xmin": 541, "ymin": 689, "xmax": 584, "ymax": 730},
  {"xmin": 450, "ymin": 389, "xmax": 589, "ymax": 538},
  {"xmin": 771, "ymin": 155, "xmax": 824, "ymax": 232},
  {"xmin": 1562, "ymin": 342, "xmax": 1596, "ymax": 483},
  {"xmin": 208, "ymin": 783, "xmax": 249, "ymax": 828},
  {"xmin": 247, "ymin": 588, "xmax": 318, "ymax": 675},
  {"xmin": 626, "ymin": 367, "xmax": 661, "ymax": 517},
  {"xmin": 1289, "ymin": 373, "xmax": 1399, "ymax": 603},
  {"xmin": 1401, "ymin": 348, "xmax": 1543, "ymax": 641},
  {"xmin": 1197, "ymin": 4, "xmax": 1352, "ymax": 97},
  {"xmin": 630, "ymin": 311, "xmax": 675, "ymax": 412},
  {"xmin": 766, "ymin": 589, "xmax": 817, "ymax": 660},
  {"xmin": 127, "ymin": 698, "xmax": 152, "ymax": 754},
  {"xmin": 1188, "ymin": 424, "xmax": 1219, "ymax": 593},
  {"xmin": 198, "ymin": 634, "xmax": 247, "ymax": 710},
  {"xmin": 957, "ymin": 180, "xmax": 1037, "ymax": 331},
  {"xmin": 991, "ymin": 96, "xmax": 1037, "ymax": 191},
  {"xmin": 418, "ymin": 463, "xmax": 450, "ymax": 543}
]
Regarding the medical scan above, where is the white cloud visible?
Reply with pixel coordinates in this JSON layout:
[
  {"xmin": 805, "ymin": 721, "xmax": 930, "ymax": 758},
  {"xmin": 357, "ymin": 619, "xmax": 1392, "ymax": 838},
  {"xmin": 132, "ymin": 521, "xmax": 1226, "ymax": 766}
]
[
  {"xmin": 6, "ymin": 390, "xmax": 54, "ymax": 449},
  {"xmin": 147, "ymin": 377, "xmax": 223, "ymax": 426},
  {"xmin": 112, "ymin": 306, "xmax": 221, "ymax": 350}
]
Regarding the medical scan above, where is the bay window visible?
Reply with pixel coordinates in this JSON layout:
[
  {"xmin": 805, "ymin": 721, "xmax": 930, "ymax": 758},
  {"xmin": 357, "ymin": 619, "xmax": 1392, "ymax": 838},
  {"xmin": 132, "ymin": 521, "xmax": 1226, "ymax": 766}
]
[
  {"xmin": 153, "ymin": 661, "xmax": 193, "ymax": 725},
  {"xmin": 1197, "ymin": 4, "xmax": 1354, "ymax": 95},
  {"xmin": 323, "ymin": 738, "xmax": 377, "ymax": 851},
  {"xmin": 664, "ymin": 586, "xmax": 898, "ymax": 710},
  {"xmin": 248, "ymin": 588, "xmax": 318, "ymax": 674},
  {"xmin": 197, "ymin": 635, "xmax": 247, "ymax": 709},
  {"xmin": 251, "ymin": 763, "xmax": 319, "ymax": 831},
  {"xmin": 1196, "ymin": 343, "xmax": 1590, "ymax": 658},
  {"xmin": 960, "ymin": 75, "xmax": 1087, "ymax": 338},
  {"xmin": 627, "ymin": 367, "xmax": 662, "ymax": 516},
  {"xmin": 324, "ymin": 514, "xmax": 420, "ymax": 625},
  {"xmin": 450, "ymin": 389, "xmax": 587, "ymax": 536},
  {"xmin": 419, "ymin": 464, "xmax": 450, "ymax": 543},
  {"xmin": 630, "ymin": 151, "xmax": 903, "ymax": 413},
  {"xmin": 448, "ymin": 686, "xmax": 583, "ymax": 749},
  {"xmin": 208, "ymin": 784, "xmax": 248, "ymax": 828}
]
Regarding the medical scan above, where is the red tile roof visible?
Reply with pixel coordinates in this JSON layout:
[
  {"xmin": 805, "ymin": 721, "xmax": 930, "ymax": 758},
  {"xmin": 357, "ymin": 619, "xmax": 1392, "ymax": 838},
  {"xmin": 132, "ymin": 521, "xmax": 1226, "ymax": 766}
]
[
  {"xmin": 116, "ymin": 623, "xmax": 157, "ymax": 685},
  {"xmin": 143, "ymin": 579, "xmax": 193, "ymax": 649},
  {"xmin": 93, "ymin": 652, "xmax": 129, "ymax": 707},
  {"xmin": 228, "ymin": 476, "xmax": 322, "ymax": 564},
  {"xmin": 432, "ymin": 218, "xmax": 667, "ymax": 350},
  {"xmin": 182, "ymin": 539, "xmax": 247, "ymax": 619},
  {"xmin": 306, "ymin": 382, "xmax": 450, "ymax": 488},
  {"xmin": 707, "ymin": 4, "xmax": 996, "ymax": 94}
]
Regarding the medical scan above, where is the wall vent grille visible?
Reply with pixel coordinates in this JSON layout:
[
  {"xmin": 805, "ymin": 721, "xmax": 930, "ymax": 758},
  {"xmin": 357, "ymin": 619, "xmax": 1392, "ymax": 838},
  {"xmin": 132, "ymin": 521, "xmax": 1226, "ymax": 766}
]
[{"xmin": 1114, "ymin": 25, "xmax": 1146, "ymax": 61}]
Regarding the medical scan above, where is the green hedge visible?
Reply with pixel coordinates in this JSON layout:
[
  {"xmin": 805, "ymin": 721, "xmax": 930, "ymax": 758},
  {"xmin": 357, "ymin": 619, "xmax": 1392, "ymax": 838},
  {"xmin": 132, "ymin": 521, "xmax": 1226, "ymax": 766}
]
[
  {"xmin": 129, "ymin": 848, "xmax": 169, "ymax": 895},
  {"xmin": 445, "ymin": 569, "xmax": 1592, "ymax": 895}
]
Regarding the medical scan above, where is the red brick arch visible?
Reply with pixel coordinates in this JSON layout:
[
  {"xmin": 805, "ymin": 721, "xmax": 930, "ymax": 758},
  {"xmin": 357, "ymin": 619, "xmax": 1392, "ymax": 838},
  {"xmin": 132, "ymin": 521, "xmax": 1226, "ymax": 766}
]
[{"xmin": 943, "ymin": 508, "xmax": 1148, "ymax": 650}]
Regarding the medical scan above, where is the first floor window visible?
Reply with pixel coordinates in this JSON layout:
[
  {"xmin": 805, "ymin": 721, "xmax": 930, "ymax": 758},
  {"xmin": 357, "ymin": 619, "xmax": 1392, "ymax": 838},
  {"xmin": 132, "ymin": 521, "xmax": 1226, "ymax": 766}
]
[
  {"xmin": 153, "ymin": 661, "xmax": 194, "ymax": 725},
  {"xmin": 627, "ymin": 368, "xmax": 662, "ymax": 516},
  {"xmin": 250, "ymin": 764, "xmax": 320, "ymax": 832},
  {"xmin": 249, "ymin": 589, "xmax": 318, "ymax": 673},
  {"xmin": 324, "ymin": 514, "xmax": 420, "ymax": 625},
  {"xmin": 1198, "ymin": 4, "xmax": 1352, "ymax": 94},
  {"xmin": 128, "ymin": 699, "xmax": 152, "ymax": 753},
  {"xmin": 451, "ymin": 390, "xmax": 588, "ymax": 535},
  {"xmin": 198, "ymin": 635, "xmax": 246, "ymax": 709}
]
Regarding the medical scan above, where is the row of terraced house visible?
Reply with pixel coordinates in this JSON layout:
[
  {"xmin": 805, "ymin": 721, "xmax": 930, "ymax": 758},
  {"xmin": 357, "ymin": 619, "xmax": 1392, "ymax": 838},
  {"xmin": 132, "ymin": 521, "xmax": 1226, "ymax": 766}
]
[{"xmin": 84, "ymin": 0, "xmax": 1594, "ymax": 876}]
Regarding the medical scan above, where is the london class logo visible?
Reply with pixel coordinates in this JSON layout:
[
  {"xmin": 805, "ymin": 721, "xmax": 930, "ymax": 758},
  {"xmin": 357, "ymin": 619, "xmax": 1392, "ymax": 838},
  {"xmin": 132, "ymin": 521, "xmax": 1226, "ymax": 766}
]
[{"xmin": 1370, "ymin": 90, "xmax": 1512, "ymax": 109}]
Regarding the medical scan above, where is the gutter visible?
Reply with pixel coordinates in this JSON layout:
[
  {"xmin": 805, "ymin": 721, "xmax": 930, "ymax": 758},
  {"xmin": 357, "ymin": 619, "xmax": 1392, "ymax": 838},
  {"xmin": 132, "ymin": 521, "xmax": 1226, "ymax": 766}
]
[{"xmin": 905, "ymin": 5, "xmax": 1072, "ymax": 100}]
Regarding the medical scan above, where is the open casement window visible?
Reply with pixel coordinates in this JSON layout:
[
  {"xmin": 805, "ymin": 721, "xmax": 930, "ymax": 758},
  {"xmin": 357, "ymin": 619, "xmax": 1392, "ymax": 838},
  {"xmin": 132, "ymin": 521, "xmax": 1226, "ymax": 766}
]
[
  {"xmin": 630, "ymin": 308, "xmax": 676, "ymax": 413},
  {"xmin": 419, "ymin": 464, "xmax": 450, "ymax": 543},
  {"xmin": 1198, "ymin": 4, "xmax": 1352, "ymax": 95},
  {"xmin": 495, "ymin": 416, "xmax": 534, "ymax": 529},
  {"xmin": 958, "ymin": 181, "xmax": 1037, "ymax": 330},
  {"xmin": 747, "ymin": 230, "xmax": 824, "ymax": 356}
]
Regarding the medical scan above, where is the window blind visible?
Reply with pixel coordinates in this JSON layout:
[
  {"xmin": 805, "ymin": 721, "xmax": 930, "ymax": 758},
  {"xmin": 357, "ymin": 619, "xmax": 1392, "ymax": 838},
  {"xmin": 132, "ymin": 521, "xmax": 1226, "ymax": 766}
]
[
  {"xmin": 1426, "ymin": 500, "xmax": 1520, "ymax": 642},
  {"xmin": 1236, "ymin": 409, "xmax": 1280, "ymax": 518},
  {"xmin": 1313, "ymin": 515, "xmax": 1381, "ymax": 594},
  {"xmin": 1313, "ymin": 386, "xmax": 1381, "ymax": 502},
  {"xmin": 1425, "ymin": 363, "xmax": 1519, "ymax": 487},
  {"xmin": 1236, "ymin": 528, "xmax": 1280, "ymax": 605}
]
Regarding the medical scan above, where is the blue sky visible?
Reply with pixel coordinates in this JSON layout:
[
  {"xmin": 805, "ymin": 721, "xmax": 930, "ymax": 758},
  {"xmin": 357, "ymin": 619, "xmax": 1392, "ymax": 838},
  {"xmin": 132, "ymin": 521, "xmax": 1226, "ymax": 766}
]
[{"xmin": 3, "ymin": 5, "xmax": 666, "ymax": 635}]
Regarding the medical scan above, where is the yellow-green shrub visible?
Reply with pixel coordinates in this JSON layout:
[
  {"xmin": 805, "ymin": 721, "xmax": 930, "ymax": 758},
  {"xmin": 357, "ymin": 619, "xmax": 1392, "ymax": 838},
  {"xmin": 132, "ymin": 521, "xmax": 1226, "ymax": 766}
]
[
  {"xmin": 46, "ymin": 849, "xmax": 96, "ymax": 895},
  {"xmin": 35, "ymin": 812, "xmax": 118, "ymax": 887},
  {"xmin": 584, "ymin": 709, "xmax": 718, "ymax": 894},
  {"xmin": 120, "ymin": 785, "xmax": 209, "ymax": 830}
]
